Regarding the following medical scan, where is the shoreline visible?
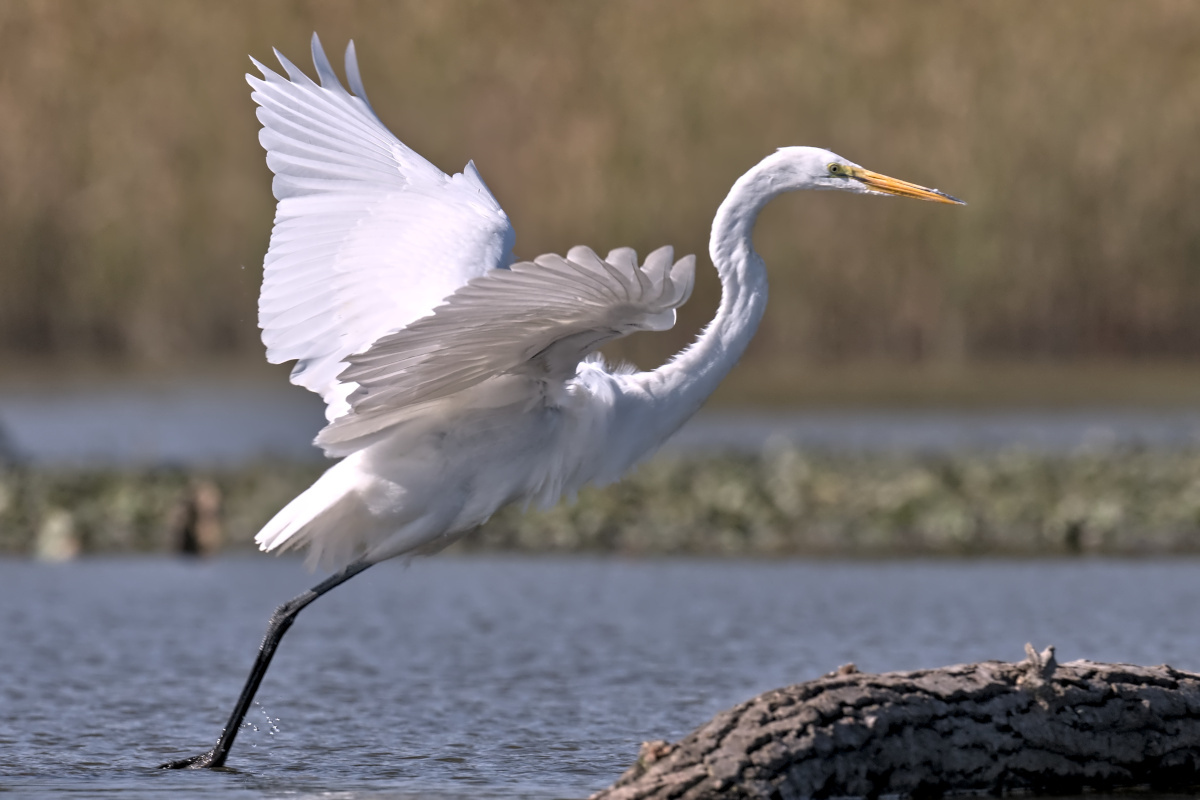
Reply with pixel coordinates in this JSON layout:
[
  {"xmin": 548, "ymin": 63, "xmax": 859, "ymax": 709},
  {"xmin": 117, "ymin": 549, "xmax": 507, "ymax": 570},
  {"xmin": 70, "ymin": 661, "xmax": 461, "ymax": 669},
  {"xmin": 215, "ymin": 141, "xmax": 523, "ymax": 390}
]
[{"xmin": 5, "ymin": 446, "xmax": 1199, "ymax": 560}]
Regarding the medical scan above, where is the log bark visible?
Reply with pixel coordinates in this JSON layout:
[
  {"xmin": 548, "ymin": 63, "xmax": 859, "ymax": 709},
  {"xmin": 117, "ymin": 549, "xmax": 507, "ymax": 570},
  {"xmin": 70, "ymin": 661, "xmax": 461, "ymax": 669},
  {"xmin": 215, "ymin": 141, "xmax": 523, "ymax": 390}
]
[{"xmin": 592, "ymin": 646, "xmax": 1200, "ymax": 800}]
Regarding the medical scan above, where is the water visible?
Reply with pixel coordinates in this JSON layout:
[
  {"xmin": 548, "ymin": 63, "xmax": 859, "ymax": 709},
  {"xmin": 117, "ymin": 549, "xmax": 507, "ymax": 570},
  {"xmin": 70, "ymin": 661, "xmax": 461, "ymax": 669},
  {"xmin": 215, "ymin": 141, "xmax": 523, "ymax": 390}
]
[
  {"xmin": 3, "ymin": 379, "xmax": 1200, "ymax": 465},
  {"xmin": 0, "ymin": 380, "xmax": 326, "ymax": 465},
  {"xmin": 2, "ymin": 556, "xmax": 1199, "ymax": 798}
]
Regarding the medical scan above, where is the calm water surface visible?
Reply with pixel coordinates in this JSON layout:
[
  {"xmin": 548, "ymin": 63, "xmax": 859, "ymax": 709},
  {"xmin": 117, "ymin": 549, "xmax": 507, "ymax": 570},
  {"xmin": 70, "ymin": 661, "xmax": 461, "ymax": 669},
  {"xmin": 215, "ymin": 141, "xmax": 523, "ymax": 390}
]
[
  {"xmin": 4, "ymin": 379, "xmax": 1200, "ymax": 464},
  {"xmin": 2, "ymin": 556, "xmax": 1199, "ymax": 798}
]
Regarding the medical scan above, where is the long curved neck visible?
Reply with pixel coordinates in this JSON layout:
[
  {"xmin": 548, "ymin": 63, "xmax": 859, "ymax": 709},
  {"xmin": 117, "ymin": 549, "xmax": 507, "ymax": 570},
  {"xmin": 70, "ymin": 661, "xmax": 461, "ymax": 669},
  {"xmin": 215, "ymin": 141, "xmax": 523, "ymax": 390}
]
[{"xmin": 629, "ymin": 160, "xmax": 782, "ymax": 442}]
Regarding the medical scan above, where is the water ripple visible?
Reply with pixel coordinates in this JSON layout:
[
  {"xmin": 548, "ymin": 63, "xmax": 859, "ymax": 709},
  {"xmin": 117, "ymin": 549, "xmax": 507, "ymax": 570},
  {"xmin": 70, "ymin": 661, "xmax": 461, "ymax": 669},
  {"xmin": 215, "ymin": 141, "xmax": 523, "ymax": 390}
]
[{"xmin": 1, "ymin": 555, "xmax": 1198, "ymax": 797}]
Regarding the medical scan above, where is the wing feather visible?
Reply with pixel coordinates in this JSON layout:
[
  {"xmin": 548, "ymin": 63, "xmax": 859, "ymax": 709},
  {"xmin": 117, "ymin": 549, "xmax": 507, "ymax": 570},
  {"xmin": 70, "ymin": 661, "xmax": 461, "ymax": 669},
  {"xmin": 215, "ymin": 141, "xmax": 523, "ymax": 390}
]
[
  {"xmin": 251, "ymin": 34, "xmax": 516, "ymax": 422},
  {"xmin": 315, "ymin": 247, "xmax": 697, "ymax": 451}
]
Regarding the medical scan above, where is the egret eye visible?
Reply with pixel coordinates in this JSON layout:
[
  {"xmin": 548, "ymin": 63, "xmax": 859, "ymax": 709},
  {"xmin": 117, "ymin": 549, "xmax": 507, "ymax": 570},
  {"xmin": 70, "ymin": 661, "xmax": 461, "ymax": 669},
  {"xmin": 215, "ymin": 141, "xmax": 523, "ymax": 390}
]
[{"xmin": 827, "ymin": 163, "xmax": 846, "ymax": 176}]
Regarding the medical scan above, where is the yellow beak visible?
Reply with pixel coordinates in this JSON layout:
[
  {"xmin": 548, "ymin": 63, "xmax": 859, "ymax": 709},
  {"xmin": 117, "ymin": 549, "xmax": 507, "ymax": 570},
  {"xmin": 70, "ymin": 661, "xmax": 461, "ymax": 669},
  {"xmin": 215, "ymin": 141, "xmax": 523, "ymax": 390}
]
[{"xmin": 852, "ymin": 167, "xmax": 965, "ymax": 205}]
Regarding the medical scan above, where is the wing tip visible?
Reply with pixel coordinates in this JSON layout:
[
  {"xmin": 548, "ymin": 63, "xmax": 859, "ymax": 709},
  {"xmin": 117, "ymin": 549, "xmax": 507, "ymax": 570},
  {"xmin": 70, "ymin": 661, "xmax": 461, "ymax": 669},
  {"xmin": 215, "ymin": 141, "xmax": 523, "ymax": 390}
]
[
  {"xmin": 310, "ymin": 32, "xmax": 346, "ymax": 92},
  {"xmin": 344, "ymin": 40, "xmax": 375, "ymax": 110}
]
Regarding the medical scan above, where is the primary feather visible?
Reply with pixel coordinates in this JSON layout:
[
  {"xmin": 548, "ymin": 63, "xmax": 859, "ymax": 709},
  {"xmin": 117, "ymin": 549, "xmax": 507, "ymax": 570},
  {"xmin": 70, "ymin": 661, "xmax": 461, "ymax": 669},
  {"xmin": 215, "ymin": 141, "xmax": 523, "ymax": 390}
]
[
  {"xmin": 251, "ymin": 36, "xmax": 516, "ymax": 422},
  {"xmin": 249, "ymin": 36, "xmax": 696, "ymax": 569}
]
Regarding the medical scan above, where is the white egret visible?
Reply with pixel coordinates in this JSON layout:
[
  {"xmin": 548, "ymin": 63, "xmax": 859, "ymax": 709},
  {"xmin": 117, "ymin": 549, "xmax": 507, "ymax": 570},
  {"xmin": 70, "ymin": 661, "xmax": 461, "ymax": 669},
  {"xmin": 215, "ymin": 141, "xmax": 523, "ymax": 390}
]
[{"xmin": 162, "ymin": 34, "xmax": 962, "ymax": 769}]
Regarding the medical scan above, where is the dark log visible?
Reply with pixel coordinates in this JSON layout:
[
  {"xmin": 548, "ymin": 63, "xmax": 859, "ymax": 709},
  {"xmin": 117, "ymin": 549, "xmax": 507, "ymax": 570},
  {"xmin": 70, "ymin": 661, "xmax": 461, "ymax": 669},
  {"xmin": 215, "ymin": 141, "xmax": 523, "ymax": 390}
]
[{"xmin": 592, "ymin": 646, "xmax": 1200, "ymax": 800}]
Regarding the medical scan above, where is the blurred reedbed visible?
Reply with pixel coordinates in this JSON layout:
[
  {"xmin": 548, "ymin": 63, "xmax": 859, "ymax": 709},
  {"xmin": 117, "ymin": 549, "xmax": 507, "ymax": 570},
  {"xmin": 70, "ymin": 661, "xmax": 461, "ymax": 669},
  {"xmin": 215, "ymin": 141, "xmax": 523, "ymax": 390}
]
[{"xmin": 1, "ymin": 1, "xmax": 1200, "ymax": 370}]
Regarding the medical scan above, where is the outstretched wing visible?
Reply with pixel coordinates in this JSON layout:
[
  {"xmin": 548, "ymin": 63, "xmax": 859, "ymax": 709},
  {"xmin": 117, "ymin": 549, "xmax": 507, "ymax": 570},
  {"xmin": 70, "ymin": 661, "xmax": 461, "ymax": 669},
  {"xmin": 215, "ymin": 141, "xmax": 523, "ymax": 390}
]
[
  {"xmin": 250, "ymin": 34, "xmax": 516, "ymax": 421},
  {"xmin": 316, "ymin": 245, "xmax": 696, "ymax": 452}
]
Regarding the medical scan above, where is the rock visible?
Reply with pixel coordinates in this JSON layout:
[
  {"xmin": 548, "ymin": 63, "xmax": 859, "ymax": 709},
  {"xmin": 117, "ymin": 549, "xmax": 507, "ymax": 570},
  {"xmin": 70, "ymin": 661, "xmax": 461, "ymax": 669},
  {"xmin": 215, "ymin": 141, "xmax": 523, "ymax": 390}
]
[
  {"xmin": 172, "ymin": 478, "xmax": 223, "ymax": 556},
  {"xmin": 34, "ymin": 508, "xmax": 80, "ymax": 561},
  {"xmin": 592, "ymin": 646, "xmax": 1200, "ymax": 799}
]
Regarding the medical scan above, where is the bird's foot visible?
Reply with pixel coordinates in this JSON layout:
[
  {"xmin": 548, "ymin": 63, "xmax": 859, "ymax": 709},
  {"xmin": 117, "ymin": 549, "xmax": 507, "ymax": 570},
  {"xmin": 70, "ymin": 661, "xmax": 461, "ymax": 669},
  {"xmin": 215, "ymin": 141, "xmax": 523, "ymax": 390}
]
[{"xmin": 159, "ymin": 749, "xmax": 223, "ymax": 769}]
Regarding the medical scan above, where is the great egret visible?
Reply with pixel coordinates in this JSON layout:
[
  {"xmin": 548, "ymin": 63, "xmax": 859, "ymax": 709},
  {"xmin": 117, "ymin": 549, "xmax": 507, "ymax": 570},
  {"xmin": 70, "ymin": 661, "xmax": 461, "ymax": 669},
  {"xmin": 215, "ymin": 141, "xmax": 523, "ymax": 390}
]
[{"xmin": 162, "ymin": 34, "xmax": 962, "ymax": 770}]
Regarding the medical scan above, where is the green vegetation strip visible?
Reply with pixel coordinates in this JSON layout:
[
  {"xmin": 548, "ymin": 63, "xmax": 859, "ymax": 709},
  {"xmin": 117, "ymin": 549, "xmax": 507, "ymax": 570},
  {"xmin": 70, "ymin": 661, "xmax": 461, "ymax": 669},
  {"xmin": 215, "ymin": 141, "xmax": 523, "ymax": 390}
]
[{"xmin": 4, "ymin": 447, "xmax": 1200, "ymax": 558}]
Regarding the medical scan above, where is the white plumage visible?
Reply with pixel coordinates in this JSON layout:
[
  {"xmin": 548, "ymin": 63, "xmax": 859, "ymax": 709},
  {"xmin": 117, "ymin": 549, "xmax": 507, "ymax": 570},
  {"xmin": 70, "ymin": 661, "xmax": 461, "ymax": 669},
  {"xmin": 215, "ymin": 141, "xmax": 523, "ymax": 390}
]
[
  {"xmin": 252, "ymin": 39, "xmax": 516, "ymax": 422},
  {"xmin": 245, "ymin": 34, "xmax": 963, "ymax": 572},
  {"xmin": 163, "ymin": 33, "xmax": 963, "ymax": 771},
  {"xmin": 250, "ymin": 36, "xmax": 704, "ymax": 569}
]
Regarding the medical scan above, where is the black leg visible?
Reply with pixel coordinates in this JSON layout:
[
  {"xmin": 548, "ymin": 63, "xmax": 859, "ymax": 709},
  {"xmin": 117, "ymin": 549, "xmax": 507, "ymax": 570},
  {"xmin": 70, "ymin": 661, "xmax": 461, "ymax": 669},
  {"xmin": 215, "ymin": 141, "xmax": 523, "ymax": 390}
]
[{"xmin": 160, "ymin": 558, "xmax": 374, "ymax": 769}]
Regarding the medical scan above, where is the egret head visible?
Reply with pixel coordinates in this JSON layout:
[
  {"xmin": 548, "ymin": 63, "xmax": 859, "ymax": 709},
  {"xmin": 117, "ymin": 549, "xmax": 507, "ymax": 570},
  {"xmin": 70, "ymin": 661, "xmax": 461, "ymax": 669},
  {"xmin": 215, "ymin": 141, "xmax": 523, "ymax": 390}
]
[{"xmin": 768, "ymin": 146, "xmax": 964, "ymax": 205}]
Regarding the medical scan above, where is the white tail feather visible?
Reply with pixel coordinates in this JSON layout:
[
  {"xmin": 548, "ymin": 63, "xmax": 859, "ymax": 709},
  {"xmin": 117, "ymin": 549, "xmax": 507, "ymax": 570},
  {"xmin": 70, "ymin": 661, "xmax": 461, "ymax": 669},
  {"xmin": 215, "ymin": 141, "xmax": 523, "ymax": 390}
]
[
  {"xmin": 257, "ymin": 454, "xmax": 417, "ymax": 569},
  {"xmin": 254, "ymin": 451, "xmax": 465, "ymax": 571}
]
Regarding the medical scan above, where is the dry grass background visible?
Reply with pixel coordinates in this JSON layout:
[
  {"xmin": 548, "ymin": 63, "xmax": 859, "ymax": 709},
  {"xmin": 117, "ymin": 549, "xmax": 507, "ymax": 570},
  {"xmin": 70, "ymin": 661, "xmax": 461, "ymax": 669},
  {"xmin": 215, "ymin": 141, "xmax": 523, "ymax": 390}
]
[{"xmin": 2, "ymin": 1, "xmax": 1200, "ymax": 377}]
